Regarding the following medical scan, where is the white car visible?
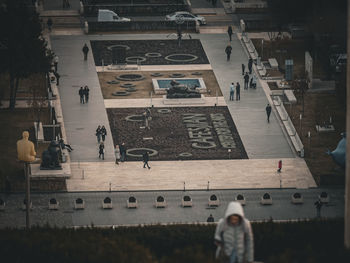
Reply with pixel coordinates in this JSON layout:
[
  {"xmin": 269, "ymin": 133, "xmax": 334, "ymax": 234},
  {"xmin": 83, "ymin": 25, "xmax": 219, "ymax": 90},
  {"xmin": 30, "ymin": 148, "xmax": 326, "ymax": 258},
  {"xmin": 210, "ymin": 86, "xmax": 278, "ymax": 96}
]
[
  {"xmin": 98, "ymin": 9, "xmax": 131, "ymax": 22},
  {"xmin": 165, "ymin": 11, "xmax": 206, "ymax": 25}
]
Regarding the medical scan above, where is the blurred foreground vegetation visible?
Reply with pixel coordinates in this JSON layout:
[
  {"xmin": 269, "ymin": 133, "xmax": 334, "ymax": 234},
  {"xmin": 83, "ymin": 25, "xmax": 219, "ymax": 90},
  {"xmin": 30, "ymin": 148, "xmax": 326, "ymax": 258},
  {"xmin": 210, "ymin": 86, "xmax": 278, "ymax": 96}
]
[{"xmin": 0, "ymin": 219, "xmax": 349, "ymax": 263}]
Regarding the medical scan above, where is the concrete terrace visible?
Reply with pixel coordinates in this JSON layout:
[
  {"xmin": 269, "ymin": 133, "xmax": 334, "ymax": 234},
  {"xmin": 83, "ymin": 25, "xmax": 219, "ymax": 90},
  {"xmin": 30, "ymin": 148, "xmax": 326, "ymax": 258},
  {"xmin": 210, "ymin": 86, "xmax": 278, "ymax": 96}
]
[{"xmin": 49, "ymin": 32, "xmax": 313, "ymax": 192}]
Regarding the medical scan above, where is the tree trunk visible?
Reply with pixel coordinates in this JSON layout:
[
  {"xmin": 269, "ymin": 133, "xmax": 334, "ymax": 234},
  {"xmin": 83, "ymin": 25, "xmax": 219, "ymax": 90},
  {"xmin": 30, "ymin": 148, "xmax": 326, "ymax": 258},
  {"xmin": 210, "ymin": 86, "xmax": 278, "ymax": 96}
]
[
  {"xmin": 8, "ymin": 72, "xmax": 16, "ymax": 110},
  {"xmin": 9, "ymin": 76, "xmax": 20, "ymax": 110}
]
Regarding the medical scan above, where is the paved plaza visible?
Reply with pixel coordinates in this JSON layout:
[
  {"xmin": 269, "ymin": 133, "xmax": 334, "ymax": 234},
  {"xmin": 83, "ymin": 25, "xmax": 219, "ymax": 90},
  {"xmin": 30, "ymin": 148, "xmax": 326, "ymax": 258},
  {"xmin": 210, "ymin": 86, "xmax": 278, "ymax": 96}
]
[
  {"xmin": 48, "ymin": 31, "xmax": 308, "ymax": 192},
  {"xmin": 0, "ymin": 0, "xmax": 345, "ymax": 229}
]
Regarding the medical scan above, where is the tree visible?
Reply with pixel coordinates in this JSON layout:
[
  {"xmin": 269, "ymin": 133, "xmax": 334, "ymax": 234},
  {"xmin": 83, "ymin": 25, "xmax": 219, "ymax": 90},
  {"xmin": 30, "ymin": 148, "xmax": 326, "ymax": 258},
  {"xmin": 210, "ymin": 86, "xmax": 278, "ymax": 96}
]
[{"xmin": 0, "ymin": 0, "xmax": 52, "ymax": 110}]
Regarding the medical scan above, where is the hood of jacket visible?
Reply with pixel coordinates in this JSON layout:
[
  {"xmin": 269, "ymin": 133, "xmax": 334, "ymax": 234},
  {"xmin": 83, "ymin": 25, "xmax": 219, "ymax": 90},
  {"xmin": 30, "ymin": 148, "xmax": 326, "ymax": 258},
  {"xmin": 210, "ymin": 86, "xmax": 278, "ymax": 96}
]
[{"xmin": 224, "ymin": 201, "xmax": 244, "ymax": 220}]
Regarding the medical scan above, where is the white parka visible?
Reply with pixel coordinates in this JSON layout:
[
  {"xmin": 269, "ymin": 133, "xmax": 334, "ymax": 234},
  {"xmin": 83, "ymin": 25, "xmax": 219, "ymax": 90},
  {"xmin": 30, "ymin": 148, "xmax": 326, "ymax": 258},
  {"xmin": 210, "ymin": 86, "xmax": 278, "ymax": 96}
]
[{"xmin": 214, "ymin": 202, "xmax": 254, "ymax": 263}]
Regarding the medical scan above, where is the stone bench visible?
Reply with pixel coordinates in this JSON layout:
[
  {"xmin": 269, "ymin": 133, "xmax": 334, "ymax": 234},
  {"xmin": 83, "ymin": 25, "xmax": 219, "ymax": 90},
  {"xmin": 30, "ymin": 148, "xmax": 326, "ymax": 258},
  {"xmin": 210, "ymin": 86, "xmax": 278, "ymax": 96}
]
[
  {"xmin": 284, "ymin": 90, "xmax": 297, "ymax": 104},
  {"xmin": 275, "ymin": 104, "xmax": 288, "ymax": 121},
  {"xmin": 284, "ymin": 117, "xmax": 297, "ymax": 136},
  {"xmin": 290, "ymin": 132, "xmax": 304, "ymax": 156},
  {"xmin": 268, "ymin": 58, "xmax": 279, "ymax": 69}
]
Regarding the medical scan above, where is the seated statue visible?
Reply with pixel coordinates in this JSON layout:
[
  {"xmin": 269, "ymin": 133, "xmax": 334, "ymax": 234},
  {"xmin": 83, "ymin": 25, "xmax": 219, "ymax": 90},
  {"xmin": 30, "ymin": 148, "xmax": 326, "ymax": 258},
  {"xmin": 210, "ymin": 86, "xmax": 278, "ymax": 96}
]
[
  {"xmin": 17, "ymin": 131, "xmax": 36, "ymax": 162},
  {"xmin": 40, "ymin": 140, "xmax": 62, "ymax": 170},
  {"xmin": 166, "ymin": 79, "xmax": 201, "ymax": 99}
]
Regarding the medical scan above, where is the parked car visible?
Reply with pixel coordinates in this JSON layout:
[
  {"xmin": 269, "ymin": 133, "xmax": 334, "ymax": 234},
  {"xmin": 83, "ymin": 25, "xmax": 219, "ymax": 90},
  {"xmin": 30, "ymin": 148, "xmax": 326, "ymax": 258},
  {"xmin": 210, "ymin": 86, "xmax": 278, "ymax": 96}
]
[
  {"xmin": 165, "ymin": 11, "xmax": 206, "ymax": 25},
  {"xmin": 97, "ymin": 9, "xmax": 131, "ymax": 22}
]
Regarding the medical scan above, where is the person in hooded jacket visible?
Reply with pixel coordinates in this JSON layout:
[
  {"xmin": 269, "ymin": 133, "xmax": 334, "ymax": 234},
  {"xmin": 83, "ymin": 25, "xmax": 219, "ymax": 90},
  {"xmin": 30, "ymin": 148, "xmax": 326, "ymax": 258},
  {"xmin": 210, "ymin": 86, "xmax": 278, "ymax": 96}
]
[{"xmin": 214, "ymin": 202, "xmax": 254, "ymax": 263}]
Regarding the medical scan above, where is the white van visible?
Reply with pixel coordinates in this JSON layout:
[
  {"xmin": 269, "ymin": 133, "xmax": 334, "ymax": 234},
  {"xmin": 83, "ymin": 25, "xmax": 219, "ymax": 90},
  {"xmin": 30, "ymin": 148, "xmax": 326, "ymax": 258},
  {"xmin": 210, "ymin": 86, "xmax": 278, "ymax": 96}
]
[{"xmin": 97, "ymin": 9, "xmax": 131, "ymax": 22}]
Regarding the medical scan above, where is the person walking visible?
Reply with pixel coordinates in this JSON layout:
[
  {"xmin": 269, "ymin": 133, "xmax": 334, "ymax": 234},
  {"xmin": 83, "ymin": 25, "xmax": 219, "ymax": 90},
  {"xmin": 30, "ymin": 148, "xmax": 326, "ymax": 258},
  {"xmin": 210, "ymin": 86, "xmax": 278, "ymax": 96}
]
[
  {"xmin": 251, "ymin": 75, "xmax": 257, "ymax": 89},
  {"xmin": 277, "ymin": 159, "xmax": 282, "ymax": 173},
  {"xmin": 207, "ymin": 214, "xmax": 214, "ymax": 222},
  {"xmin": 225, "ymin": 44, "xmax": 232, "ymax": 61},
  {"xmin": 95, "ymin": 125, "xmax": 102, "ymax": 143},
  {"xmin": 244, "ymin": 73, "xmax": 249, "ymax": 89},
  {"xmin": 119, "ymin": 142, "xmax": 126, "ymax": 162},
  {"xmin": 53, "ymin": 55, "xmax": 59, "ymax": 72},
  {"xmin": 314, "ymin": 199, "xmax": 323, "ymax": 218},
  {"xmin": 98, "ymin": 142, "xmax": 105, "ymax": 160},
  {"xmin": 114, "ymin": 144, "xmax": 120, "ymax": 165},
  {"xmin": 248, "ymin": 58, "xmax": 253, "ymax": 74},
  {"xmin": 229, "ymin": 83, "xmax": 235, "ymax": 101},
  {"xmin": 241, "ymin": 64, "xmax": 245, "ymax": 75},
  {"xmin": 82, "ymin": 43, "xmax": 89, "ymax": 61},
  {"xmin": 79, "ymin": 87, "xmax": 85, "ymax": 104},
  {"xmin": 265, "ymin": 103, "xmax": 272, "ymax": 123},
  {"xmin": 214, "ymin": 202, "xmax": 254, "ymax": 263},
  {"xmin": 236, "ymin": 82, "xmax": 241, "ymax": 101},
  {"xmin": 142, "ymin": 151, "xmax": 151, "ymax": 169},
  {"xmin": 84, "ymin": 85, "xmax": 90, "ymax": 103},
  {"xmin": 47, "ymin": 17, "xmax": 53, "ymax": 32},
  {"xmin": 101, "ymin": 125, "xmax": 107, "ymax": 142},
  {"xmin": 227, "ymin": 26, "xmax": 233, "ymax": 41}
]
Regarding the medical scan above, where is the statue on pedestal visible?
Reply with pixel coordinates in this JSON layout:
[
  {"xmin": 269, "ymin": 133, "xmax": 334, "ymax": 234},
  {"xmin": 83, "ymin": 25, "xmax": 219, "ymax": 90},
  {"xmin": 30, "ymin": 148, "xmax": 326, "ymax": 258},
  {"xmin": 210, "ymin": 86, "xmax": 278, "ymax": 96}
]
[
  {"xmin": 166, "ymin": 80, "xmax": 201, "ymax": 99},
  {"xmin": 17, "ymin": 131, "xmax": 36, "ymax": 162},
  {"xmin": 40, "ymin": 140, "xmax": 62, "ymax": 170}
]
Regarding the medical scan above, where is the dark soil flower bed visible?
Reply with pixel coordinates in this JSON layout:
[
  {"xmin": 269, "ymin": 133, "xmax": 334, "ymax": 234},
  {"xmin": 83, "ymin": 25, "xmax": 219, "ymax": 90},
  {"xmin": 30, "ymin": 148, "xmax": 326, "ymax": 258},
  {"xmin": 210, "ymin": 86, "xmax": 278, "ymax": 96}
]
[
  {"xmin": 107, "ymin": 107, "xmax": 247, "ymax": 161},
  {"xmin": 90, "ymin": 40, "xmax": 209, "ymax": 66}
]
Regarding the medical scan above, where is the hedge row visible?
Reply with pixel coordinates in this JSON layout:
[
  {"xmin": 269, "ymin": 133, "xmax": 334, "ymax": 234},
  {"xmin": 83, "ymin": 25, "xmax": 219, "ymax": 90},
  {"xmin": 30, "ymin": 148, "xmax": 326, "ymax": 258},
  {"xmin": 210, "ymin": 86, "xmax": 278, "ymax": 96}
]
[{"xmin": 0, "ymin": 220, "xmax": 349, "ymax": 262}]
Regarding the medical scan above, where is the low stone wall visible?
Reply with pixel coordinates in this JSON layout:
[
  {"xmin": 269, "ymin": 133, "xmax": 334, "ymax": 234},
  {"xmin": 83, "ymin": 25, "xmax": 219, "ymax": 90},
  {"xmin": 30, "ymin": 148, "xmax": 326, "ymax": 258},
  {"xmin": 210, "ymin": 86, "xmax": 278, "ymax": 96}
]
[{"xmin": 88, "ymin": 20, "xmax": 196, "ymax": 33}]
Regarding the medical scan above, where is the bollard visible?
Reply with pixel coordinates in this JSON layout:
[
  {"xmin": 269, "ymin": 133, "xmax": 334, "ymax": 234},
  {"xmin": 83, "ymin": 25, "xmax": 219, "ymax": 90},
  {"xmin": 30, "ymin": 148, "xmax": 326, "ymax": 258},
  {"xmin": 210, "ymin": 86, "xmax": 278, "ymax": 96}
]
[{"xmin": 207, "ymin": 181, "xmax": 209, "ymax": 191}]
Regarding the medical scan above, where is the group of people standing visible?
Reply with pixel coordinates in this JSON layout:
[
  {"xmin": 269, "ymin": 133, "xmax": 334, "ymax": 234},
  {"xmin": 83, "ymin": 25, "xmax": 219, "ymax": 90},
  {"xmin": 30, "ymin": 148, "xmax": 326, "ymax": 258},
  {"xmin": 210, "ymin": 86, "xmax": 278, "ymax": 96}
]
[
  {"xmin": 229, "ymin": 82, "xmax": 240, "ymax": 101},
  {"xmin": 79, "ymin": 86, "xmax": 90, "ymax": 104},
  {"xmin": 114, "ymin": 143, "xmax": 127, "ymax": 164}
]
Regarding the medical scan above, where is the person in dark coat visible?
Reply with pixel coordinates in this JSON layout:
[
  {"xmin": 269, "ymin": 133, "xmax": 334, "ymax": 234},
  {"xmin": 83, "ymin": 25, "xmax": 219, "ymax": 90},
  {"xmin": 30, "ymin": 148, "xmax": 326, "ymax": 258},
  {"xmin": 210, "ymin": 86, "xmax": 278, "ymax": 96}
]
[
  {"xmin": 84, "ymin": 86, "xmax": 90, "ymax": 103},
  {"xmin": 248, "ymin": 57, "xmax": 253, "ymax": 74},
  {"xmin": 227, "ymin": 26, "xmax": 233, "ymax": 41},
  {"xmin": 142, "ymin": 151, "xmax": 151, "ymax": 169},
  {"xmin": 101, "ymin": 125, "xmax": 107, "ymax": 142},
  {"xmin": 225, "ymin": 44, "xmax": 232, "ymax": 61},
  {"xmin": 79, "ymin": 87, "xmax": 85, "ymax": 104},
  {"xmin": 82, "ymin": 44, "xmax": 89, "ymax": 61},
  {"xmin": 244, "ymin": 72, "xmax": 249, "ymax": 89},
  {"xmin": 95, "ymin": 125, "xmax": 102, "ymax": 143},
  {"xmin": 98, "ymin": 142, "xmax": 104, "ymax": 160},
  {"xmin": 47, "ymin": 17, "xmax": 53, "ymax": 32},
  {"xmin": 236, "ymin": 82, "xmax": 241, "ymax": 101},
  {"xmin": 207, "ymin": 214, "xmax": 214, "ymax": 222},
  {"xmin": 119, "ymin": 142, "xmax": 127, "ymax": 162},
  {"xmin": 265, "ymin": 103, "xmax": 272, "ymax": 123},
  {"xmin": 314, "ymin": 199, "xmax": 323, "ymax": 218},
  {"xmin": 241, "ymin": 63, "xmax": 245, "ymax": 75}
]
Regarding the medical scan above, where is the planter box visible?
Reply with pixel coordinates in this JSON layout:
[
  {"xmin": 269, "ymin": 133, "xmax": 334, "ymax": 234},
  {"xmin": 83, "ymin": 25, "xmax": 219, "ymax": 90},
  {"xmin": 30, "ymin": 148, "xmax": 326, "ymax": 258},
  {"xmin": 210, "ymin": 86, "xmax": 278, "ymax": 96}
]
[
  {"xmin": 74, "ymin": 199, "xmax": 85, "ymax": 210},
  {"xmin": 291, "ymin": 193, "xmax": 303, "ymax": 204},
  {"xmin": 127, "ymin": 197, "xmax": 138, "ymax": 208},
  {"xmin": 182, "ymin": 196, "xmax": 193, "ymax": 207},
  {"xmin": 208, "ymin": 195, "xmax": 220, "ymax": 207},
  {"xmin": 235, "ymin": 195, "xmax": 246, "ymax": 206},
  {"xmin": 102, "ymin": 198, "xmax": 113, "ymax": 209},
  {"xmin": 49, "ymin": 198, "xmax": 59, "ymax": 210}
]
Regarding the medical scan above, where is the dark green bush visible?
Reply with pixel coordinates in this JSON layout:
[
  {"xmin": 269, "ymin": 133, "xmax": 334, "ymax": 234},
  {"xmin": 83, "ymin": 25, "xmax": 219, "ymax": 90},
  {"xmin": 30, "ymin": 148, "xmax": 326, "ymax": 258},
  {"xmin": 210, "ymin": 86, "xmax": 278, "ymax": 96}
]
[{"xmin": 0, "ymin": 220, "xmax": 349, "ymax": 263}]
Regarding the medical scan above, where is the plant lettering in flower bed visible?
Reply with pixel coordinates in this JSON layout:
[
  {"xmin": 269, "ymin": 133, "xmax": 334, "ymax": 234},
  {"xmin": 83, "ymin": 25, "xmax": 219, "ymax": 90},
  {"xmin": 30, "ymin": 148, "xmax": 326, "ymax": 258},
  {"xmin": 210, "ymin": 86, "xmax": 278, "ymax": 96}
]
[
  {"xmin": 210, "ymin": 113, "xmax": 236, "ymax": 149},
  {"xmin": 183, "ymin": 113, "xmax": 216, "ymax": 149}
]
